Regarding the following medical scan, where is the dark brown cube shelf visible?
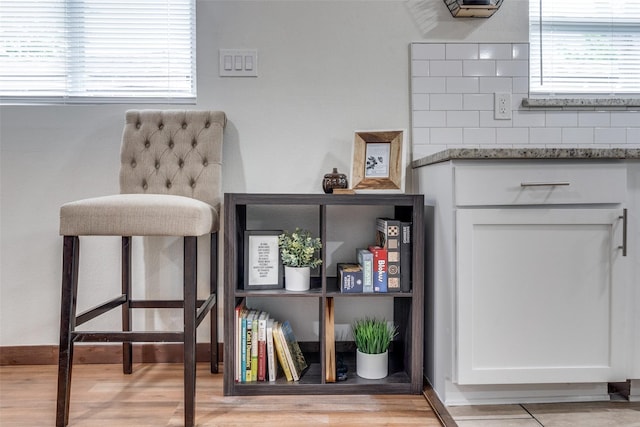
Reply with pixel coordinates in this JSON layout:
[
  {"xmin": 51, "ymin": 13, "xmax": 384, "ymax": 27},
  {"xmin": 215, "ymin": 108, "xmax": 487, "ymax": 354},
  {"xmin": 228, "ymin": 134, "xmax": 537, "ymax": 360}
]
[{"xmin": 223, "ymin": 193, "xmax": 424, "ymax": 396}]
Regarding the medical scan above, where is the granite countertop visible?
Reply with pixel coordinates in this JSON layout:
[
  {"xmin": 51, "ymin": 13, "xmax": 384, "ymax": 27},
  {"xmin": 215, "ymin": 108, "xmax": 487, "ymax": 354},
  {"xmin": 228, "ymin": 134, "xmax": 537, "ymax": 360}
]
[{"xmin": 412, "ymin": 148, "xmax": 640, "ymax": 168}]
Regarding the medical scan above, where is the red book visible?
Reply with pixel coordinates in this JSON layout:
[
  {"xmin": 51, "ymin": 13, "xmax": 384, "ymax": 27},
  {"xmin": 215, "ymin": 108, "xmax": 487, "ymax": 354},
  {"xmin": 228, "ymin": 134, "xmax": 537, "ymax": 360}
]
[
  {"xmin": 368, "ymin": 245, "xmax": 388, "ymax": 292},
  {"xmin": 257, "ymin": 312, "xmax": 268, "ymax": 381}
]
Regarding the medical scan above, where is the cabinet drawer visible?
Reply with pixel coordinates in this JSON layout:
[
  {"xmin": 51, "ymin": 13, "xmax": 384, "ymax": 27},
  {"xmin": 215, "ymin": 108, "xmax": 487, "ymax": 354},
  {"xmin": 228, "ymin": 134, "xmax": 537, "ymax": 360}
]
[{"xmin": 454, "ymin": 162, "xmax": 627, "ymax": 206}]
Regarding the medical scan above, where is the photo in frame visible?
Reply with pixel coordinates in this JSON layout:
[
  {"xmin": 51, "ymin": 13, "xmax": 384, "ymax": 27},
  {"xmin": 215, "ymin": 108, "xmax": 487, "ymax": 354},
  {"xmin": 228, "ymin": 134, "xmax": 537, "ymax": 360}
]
[
  {"xmin": 350, "ymin": 130, "xmax": 407, "ymax": 192},
  {"xmin": 243, "ymin": 230, "xmax": 283, "ymax": 289}
]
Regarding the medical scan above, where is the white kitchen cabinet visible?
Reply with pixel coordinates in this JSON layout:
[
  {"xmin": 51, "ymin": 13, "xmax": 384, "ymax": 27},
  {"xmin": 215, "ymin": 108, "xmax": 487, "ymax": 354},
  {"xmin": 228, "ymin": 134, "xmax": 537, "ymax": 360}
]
[
  {"xmin": 416, "ymin": 156, "xmax": 635, "ymax": 405},
  {"xmin": 457, "ymin": 208, "xmax": 628, "ymax": 385}
]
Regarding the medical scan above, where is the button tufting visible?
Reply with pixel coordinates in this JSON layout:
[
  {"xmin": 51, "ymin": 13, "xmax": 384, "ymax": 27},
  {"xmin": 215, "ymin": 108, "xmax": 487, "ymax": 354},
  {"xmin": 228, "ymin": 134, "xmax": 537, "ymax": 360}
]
[
  {"xmin": 192, "ymin": 139, "xmax": 197, "ymax": 147},
  {"xmin": 190, "ymin": 180, "xmax": 196, "ymax": 188},
  {"xmin": 144, "ymin": 140, "xmax": 150, "ymax": 148},
  {"xmin": 159, "ymin": 123, "xmax": 164, "ymax": 130},
  {"xmin": 155, "ymin": 161, "xmax": 160, "ymax": 170},
  {"xmin": 142, "ymin": 181, "xmax": 148, "ymax": 190},
  {"xmin": 166, "ymin": 181, "xmax": 172, "ymax": 189},
  {"xmin": 135, "ymin": 123, "xmax": 141, "ymax": 129},
  {"xmin": 131, "ymin": 160, "xmax": 137, "ymax": 168},
  {"xmin": 182, "ymin": 123, "xmax": 187, "ymax": 129},
  {"xmin": 169, "ymin": 140, "xmax": 174, "ymax": 149},
  {"xmin": 179, "ymin": 159, "xmax": 184, "ymax": 168},
  {"xmin": 205, "ymin": 122, "xmax": 210, "ymax": 128},
  {"xmin": 203, "ymin": 159, "xmax": 208, "ymax": 167}
]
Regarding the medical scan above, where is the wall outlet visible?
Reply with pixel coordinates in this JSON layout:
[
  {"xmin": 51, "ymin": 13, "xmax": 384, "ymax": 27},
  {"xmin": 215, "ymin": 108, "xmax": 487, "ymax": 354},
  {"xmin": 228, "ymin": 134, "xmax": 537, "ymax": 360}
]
[{"xmin": 494, "ymin": 92, "xmax": 512, "ymax": 120}]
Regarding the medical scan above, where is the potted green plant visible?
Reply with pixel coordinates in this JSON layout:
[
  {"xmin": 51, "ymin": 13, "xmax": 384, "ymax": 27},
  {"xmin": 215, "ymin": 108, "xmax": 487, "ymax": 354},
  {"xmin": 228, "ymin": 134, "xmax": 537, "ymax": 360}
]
[
  {"xmin": 278, "ymin": 228, "xmax": 322, "ymax": 291},
  {"xmin": 352, "ymin": 317, "xmax": 398, "ymax": 379}
]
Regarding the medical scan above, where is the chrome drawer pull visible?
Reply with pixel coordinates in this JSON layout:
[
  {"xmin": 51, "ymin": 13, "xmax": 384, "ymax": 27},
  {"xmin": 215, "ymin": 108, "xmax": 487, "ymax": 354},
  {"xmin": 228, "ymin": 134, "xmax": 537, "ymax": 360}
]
[
  {"xmin": 619, "ymin": 208, "xmax": 627, "ymax": 257},
  {"xmin": 520, "ymin": 182, "xmax": 570, "ymax": 187}
]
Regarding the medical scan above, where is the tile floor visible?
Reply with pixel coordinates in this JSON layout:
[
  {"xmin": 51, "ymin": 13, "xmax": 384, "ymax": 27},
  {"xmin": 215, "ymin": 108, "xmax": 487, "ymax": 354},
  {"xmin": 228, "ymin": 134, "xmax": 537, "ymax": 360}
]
[{"xmin": 446, "ymin": 388, "xmax": 640, "ymax": 427}]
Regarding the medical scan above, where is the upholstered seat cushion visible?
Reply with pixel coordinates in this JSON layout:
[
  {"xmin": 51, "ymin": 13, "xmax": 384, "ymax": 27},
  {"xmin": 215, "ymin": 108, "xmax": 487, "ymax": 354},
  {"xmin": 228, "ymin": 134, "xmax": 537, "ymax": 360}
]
[{"xmin": 60, "ymin": 194, "xmax": 218, "ymax": 236}]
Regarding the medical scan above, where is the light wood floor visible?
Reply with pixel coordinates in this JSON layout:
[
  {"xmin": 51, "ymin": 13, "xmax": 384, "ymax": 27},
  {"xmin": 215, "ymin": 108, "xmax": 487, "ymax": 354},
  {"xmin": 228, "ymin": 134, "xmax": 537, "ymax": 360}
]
[{"xmin": 0, "ymin": 363, "xmax": 443, "ymax": 426}]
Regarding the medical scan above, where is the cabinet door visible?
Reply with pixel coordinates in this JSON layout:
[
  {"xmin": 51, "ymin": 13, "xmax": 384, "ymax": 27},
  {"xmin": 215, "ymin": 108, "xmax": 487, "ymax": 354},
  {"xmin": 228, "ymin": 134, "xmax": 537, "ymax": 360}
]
[{"xmin": 456, "ymin": 208, "xmax": 629, "ymax": 385}]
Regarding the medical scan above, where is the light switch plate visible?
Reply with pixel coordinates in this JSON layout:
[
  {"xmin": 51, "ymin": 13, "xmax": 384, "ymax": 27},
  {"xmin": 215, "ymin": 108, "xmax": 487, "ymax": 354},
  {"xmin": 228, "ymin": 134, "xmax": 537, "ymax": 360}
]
[{"xmin": 219, "ymin": 49, "xmax": 258, "ymax": 77}]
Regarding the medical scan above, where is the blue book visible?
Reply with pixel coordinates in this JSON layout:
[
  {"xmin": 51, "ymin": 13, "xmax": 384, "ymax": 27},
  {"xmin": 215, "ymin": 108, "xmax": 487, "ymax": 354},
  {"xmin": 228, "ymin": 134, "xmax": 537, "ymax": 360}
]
[{"xmin": 356, "ymin": 248, "xmax": 374, "ymax": 293}]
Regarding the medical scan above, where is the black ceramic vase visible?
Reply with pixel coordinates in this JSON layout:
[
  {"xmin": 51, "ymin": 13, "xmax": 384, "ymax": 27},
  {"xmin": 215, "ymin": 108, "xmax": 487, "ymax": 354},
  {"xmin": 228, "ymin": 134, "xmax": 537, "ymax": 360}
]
[{"xmin": 322, "ymin": 168, "xmax": 348, "ymax": 194}]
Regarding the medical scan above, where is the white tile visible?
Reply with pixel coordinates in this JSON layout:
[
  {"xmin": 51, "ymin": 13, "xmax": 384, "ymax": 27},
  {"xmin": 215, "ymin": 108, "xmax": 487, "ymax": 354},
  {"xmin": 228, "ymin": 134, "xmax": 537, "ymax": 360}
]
[
  {"xmin": 463, "ymin": 60, "xmax": 496, "ymax": 77},
  {"xmin": 412, "ymin": 43, "xmax": 445, "ymax": 60},
  {"xmin": 562, "ymin": 127, "xmax": 594, "ymax": 144},
  {"xmin": 464, "ymin": 94, "xmax": 493, "ymax": 111},
  {"xmin": 496, "ymin": 60, "xmax": 529, "ymax": 77},
  {"xmin": 530, "ymin": 127, "xmax": 562, "ymax": 145},
  {"xmin": 610, "ymin": 111, "xmax": 640, "ymax": 127},
  {"xmin": 513, "ymin": 110, "xmax": 546, "ymax": 127},
  {"xmin": 479, "ymin": 44, "xmax": 513, "ymax": 60},
  {"xmin": 464, "ymin": 127, "xmax": 496, "ymax": 144},
  {"xmin": 412, "ymin": 77, "xmax": 447, "ymax": 94},
  {"xmin": 430, "ymin": 94, "xmax": 463, "ymax": 110},
  {"xmin": 412, "ymin": 144, "xmax": 446, "ymax": 160},
  {"xmin": 411, "ymin": 127, "xmax": 430, "ymax": 145},
  {"xmin": 412, "ymin": 93, "xmax": 430, "ymax": 111},
  {"xmin": 446, "ymin": 43, "xmax": 479, "ymax": 60},
  {"xmin": 480, "ymin": 111, "xmax": 513, "ymax": 128},
  {"xmin": 411, "ymin": 60, "xmax": 429, "ymax": 77},
  {"xmin": 446, "ymin": 77, "xmax": 479, "ymax": 93},
  {"xmin": 628, "ymin": 128, "xmax": 640, "ymax": 144},
  {"xmin": 431, "ymin": 127, "xmax": 463, "ymax": 144},
  {"xmin": 480, "ymin": 77, "xmax": 512, "ymax": 93},
  {"xmin": 512, "ymin": 77, "xmax": 529, "ymax": 94},
  {"xmin": 546, "ymin": 111, "xmax": 578, "ymax": 127},
  {"xmin": 448, "ymin": 110, "xmax": 479, "ymax": 127},
  {"xmin": 413, "ymin": 111, "xmax": 446, "ymax": 127},
  {"xmin": 595, "ymin": 127, "xmax": 627, "ymax": 144},
  {"xmin": 497, "ymin": 127, "xmax": 529, "ymax": 144},
  {"xmin": 512, "ymin": 44, "xmax": 529, "ymax": 60},
  {"xmin": 431, "ymin": 60, "xmax": 463, "ymax": 77},
  {"xmin": 578, "ymin": 112, "xmax": 610, "ymax": 127},
  {"xmin": 512, "ymin": 94, "xmax": 527, "ymax": 111}
]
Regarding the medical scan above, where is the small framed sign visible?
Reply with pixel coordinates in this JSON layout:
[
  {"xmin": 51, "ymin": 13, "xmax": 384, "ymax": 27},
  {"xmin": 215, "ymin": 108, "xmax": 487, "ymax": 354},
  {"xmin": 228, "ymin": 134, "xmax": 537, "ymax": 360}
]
[{"xmin": 244, "ymin": 230, "xmax": 283, "ymax": 289}]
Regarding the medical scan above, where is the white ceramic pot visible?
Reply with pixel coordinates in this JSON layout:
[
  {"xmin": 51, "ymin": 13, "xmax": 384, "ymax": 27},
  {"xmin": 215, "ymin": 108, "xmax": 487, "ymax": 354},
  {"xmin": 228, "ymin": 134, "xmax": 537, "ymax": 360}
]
[
  {"xmin": 284, "ymin": 266, "xmax": 310, "ymax": 292},
  {"xmin": 356, "ymin": 349, "xmax": 388, "ymax": 379}
]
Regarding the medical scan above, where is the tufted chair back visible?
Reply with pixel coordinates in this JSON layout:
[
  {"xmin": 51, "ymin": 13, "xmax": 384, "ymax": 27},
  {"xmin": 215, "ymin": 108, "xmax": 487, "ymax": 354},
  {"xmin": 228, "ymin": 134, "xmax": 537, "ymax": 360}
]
[{"xmin": 119, "ymin": 110, "xmax": 227, "ymax": 211}]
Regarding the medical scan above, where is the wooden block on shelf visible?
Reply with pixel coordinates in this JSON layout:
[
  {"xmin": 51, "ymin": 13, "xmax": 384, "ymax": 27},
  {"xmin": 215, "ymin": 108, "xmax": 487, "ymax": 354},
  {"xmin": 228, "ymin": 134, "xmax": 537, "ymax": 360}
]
[
  {"xmin": 324, "ymin": 297, "xmax": 336, "ymax": 382},
  {"xmin": 332, "ymin": 188, "xmax": 356, "ymax": 195}
]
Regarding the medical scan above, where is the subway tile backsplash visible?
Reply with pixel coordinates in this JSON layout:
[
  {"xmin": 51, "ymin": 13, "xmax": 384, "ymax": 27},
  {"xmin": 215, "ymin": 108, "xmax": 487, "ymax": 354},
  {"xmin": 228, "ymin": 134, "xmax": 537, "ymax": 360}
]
[{"xmin": 410, "ymin": 42, "xmax": 640, "ymax": 156}]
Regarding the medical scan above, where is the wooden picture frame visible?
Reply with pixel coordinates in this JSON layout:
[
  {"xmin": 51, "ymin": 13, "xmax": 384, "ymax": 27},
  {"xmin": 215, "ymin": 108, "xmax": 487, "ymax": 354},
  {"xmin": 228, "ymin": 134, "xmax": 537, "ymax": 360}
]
[
  {"xmin": 243, "ymin": 230, "xmax": 283, "ymax": 290},
  {"xmin": 350, "ymin": 130, "xmax": 406, "ymax": 192}
]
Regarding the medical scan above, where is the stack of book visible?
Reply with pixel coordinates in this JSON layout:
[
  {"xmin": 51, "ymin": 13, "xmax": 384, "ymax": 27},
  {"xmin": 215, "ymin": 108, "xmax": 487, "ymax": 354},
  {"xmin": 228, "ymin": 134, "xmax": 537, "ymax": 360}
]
[
  {"xmin": 234, "ymin": 299, "xmax": 308, "ymax": 383},
  {"xmin": 337, "ymin": 217, "xmax": 412, "ymax": 293}
]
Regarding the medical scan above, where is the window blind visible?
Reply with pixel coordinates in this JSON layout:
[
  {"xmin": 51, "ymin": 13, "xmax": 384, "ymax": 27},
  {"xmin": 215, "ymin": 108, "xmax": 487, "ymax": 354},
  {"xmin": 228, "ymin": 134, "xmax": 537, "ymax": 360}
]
[
  {"xmin": 529, "ymin": 0, "xmax": 640, "ymax": 97},
  {"xmin": 0, "ymin": 0, "xmax": 196, "ymax": 103}
]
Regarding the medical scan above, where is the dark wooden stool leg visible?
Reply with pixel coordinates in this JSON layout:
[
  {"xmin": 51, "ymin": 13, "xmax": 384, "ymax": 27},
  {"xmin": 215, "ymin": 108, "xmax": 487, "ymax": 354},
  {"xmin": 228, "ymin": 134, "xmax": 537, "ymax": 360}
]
[
  {"xmin": 122, "ymin": 236, "xmax": 133, "ymax": 374},
  {"xmin": 56, "ymin": 236, "xmax": 79, "ymax": 427},
  {"xmin": 184, "ymin": 236, "xmax": 197, "ymax": 427},
  {"xmin": 210, "ymin": 232, "xmax": 218, "ymax": 373}
]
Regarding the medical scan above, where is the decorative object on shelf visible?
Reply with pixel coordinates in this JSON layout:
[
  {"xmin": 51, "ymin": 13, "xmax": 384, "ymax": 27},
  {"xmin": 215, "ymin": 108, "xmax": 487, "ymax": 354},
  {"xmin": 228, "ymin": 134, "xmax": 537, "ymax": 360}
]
[
  {"xmin": 322, "ymin": 167, "xmax": 348, "ymax": 194},
  {"xmin": 244, "ymin": 230, "xmax": 283, "ymax": 289},
  {"xmin": 352, "ymin": 317, "xmax": 398, "ymax": 379},
  {"xmin": 351, "ymin": 130, "xmax": 407, "ymax": 193},
  {"xmin": 444, "ymin": 0, "xmax": 503, "ymax": 18},
  {"xmin": 278, "ymin": 228, "xmax": 322, "ymax": 292}
]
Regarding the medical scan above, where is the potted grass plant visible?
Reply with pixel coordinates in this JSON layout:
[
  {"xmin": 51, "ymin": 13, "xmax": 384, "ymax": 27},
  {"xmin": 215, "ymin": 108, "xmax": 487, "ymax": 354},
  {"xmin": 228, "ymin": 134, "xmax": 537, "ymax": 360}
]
[
  {"xmin": 352, "ymin": 317, "xmax": 398, "ymax": 379},
  {"xmin": 278, "ymin": 228, "xmax": 322, "ymax": 291}
]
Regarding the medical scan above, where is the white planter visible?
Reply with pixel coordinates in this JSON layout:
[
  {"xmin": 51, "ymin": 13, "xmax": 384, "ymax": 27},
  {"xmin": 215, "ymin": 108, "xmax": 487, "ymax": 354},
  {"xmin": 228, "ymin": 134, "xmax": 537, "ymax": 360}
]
[
  {"xmin": 356, "ymin": 349, "xmax": 388, "ymax": 379},
  {"xmin": 284, "ymin": 266, "xmax": 310, "ymax": 292}
]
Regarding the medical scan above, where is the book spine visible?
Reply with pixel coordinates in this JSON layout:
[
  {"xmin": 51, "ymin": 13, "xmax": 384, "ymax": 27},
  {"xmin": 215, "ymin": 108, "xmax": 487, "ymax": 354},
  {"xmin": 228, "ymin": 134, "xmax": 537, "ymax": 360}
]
[
  {"xmin": 234, "ymin": 299, "xmax": 246, "ymax": 382},
  {"xmin": 251, "ymin": 315, "xmax": 259, "ymax": 381},
  {"xmin": 357, "ymin": 249, "xmax": 374, "ymax": 293},
  {"xmin": 257, "ymin": 315, "xmax": 267, "ymax": 381},
  {"xmin": 240, "ymin": 315, "xmax": 248, "ymax": 382},
  {"xmin": 278, "ymin": 322, "xmax": 299, "ymax": 381},
  {"xmin": 368, "ymin": 245, "xmax": 388, "ymax": 293},
  {"xmin": 400, "ymin": 221, "xmax": 412, "ymax": 292},
  {"xmin": 266, "ymin": 319, "xmax": 276, "ymax": 382},
  {"xmin": 338, "ymin": 263, "xmax": 363, "ymax": 293},
  {"xmin": 280, "ymin": 320, "xmax": 308, "ymax": 380},
  {"xmin": 377, "ymin": 218, "xmax": 401, "ymax": 292},
  {"xmin": 272, "ymin": 323, "xmax": 293, "ymax": 381},
  {"xmin": 245, "ymin": 311, "xmax": 255, "ymax": 382}
]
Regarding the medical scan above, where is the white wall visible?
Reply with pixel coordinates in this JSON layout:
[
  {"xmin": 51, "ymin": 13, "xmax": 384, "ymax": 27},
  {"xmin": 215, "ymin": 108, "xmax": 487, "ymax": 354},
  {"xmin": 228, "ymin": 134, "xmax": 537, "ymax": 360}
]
[{"xmin": 0, "ymin": 0, "xmax": 528, "ymax": 346}]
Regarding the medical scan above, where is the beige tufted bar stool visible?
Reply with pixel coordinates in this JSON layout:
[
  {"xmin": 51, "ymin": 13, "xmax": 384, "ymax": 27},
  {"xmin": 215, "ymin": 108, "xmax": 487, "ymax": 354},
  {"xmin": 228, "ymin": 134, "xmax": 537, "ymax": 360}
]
[{"xmin": 56, "ymin": 110, "xmax": 226, "ymax": 427}]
